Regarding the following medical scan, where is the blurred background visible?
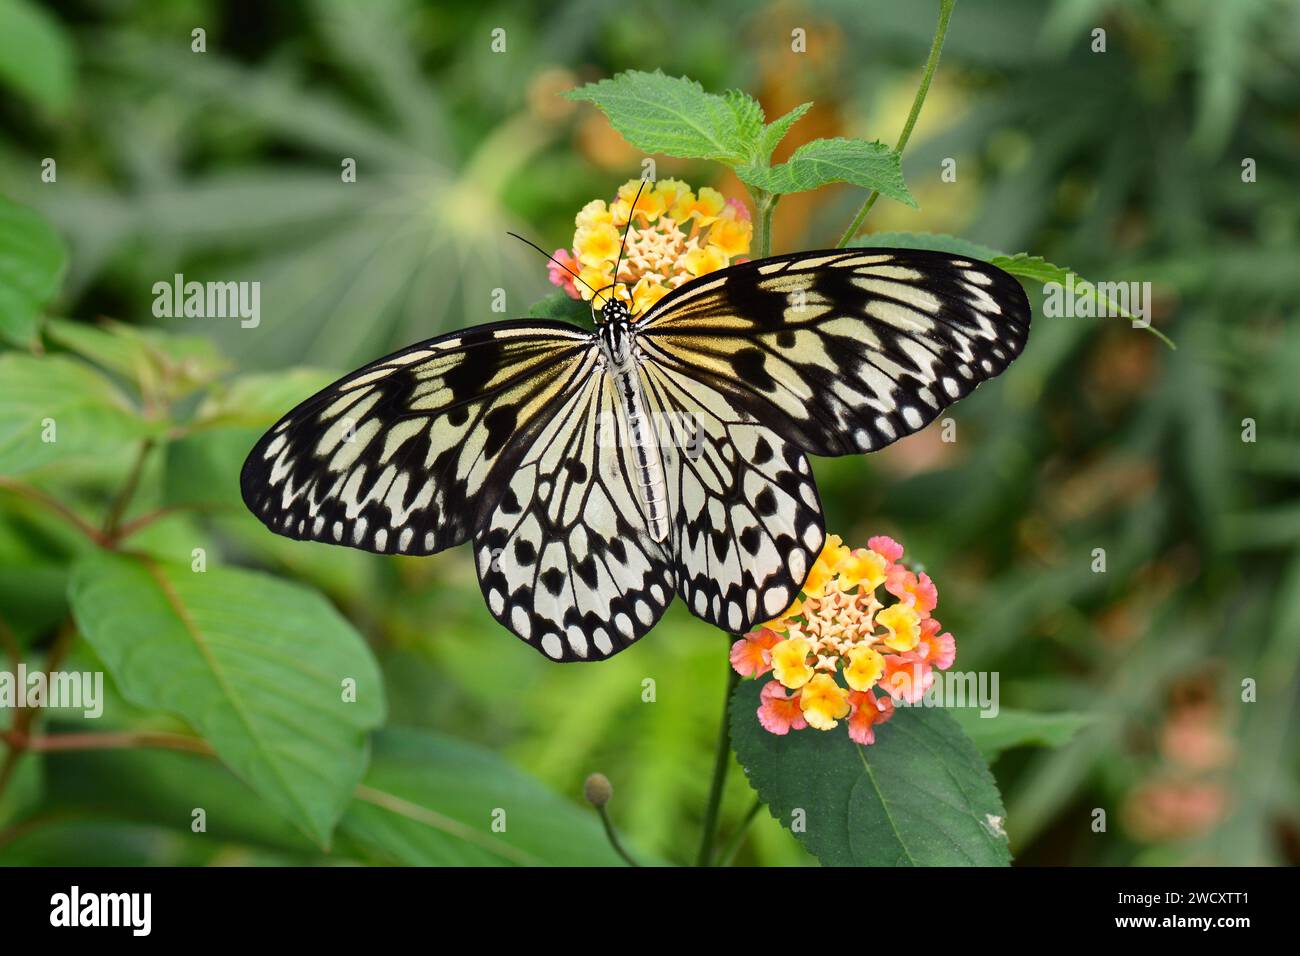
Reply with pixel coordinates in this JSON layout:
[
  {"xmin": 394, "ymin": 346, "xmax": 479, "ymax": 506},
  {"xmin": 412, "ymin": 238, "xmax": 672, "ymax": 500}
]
[{"xmin": 1, "ymin": 0, "xmax": 1298, "ymax": 865}]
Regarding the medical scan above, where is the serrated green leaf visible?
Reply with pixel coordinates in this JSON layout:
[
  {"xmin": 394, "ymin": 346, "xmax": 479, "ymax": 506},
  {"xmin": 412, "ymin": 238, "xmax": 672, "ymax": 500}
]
[
  {"xmin": 0, "ymin": 353, "xmax": 160, "ymax": 477},
  {"xmin": 990, "ymin": 253, "xmax": 1176, "ymax": 350},
  {"xmin": 68, "ymin": 550, "xmax": 386, "ymax": 848},
  {"xmin": 737, "ymin": 137, "xmax": 916, "ymax": 205},
  {"xmin": 338, "ymin": 727, "xmax": 645, "ymax": 866},
  {"xmin": 565, "ymin": 70, "xmax": 765, "ymax": 164},
  {"xmin": 731, "ymin": 679, "xmax": 1009, "ymax": 866},
  {"xmin": 757, "ymin": 102, "xmax": 813, "ymax": 162},
  {"xmin": 948, "ymin": 708, "xmax": 1095, "ymax": 761},
  {"xmin": 0, "ymin": 0, "xmax": 75, "ymax": 114},
  {"xmin": 0, "ymin": 196, "xmax": 67, "ymax": 346},
  {"xmin": 724, "ymin": 88, "xmax": 766, "ymax": 151}
]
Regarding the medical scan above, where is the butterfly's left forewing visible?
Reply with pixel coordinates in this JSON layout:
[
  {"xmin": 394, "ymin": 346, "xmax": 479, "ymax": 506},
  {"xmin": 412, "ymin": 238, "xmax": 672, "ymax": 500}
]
[{"xmin": 637, "ymin": 247, "xmax": 1031, "ymax": 458}]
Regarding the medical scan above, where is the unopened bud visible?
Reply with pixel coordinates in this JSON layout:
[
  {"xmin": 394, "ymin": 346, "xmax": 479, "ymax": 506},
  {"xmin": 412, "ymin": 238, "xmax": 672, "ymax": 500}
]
[{"xmin": 583, "ymin": 772, "xmax": 613, "ymax": 808}]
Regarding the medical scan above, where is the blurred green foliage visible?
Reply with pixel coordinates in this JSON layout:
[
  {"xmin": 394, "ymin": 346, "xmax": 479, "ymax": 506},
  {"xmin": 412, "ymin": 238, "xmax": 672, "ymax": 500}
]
[{"xmin": 1, "ymin": 0, "xmax": 1298, "ymax": 866}]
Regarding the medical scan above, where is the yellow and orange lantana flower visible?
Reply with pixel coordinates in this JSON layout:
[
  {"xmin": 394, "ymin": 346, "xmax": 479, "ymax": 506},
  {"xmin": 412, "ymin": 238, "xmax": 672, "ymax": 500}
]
[
  {"xmin": 730, "ymin": 535, "xmax": 956, "ymax": 745},
  {"xmin": 547, "ymin": 178, "xmax": 752, "ymax": 314}
]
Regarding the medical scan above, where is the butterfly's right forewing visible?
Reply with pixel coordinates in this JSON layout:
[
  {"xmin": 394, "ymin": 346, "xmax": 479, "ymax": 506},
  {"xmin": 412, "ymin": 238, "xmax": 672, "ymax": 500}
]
[{"xmin": 240, "ymin": 320, "xmax": 592, "ymax": 556}]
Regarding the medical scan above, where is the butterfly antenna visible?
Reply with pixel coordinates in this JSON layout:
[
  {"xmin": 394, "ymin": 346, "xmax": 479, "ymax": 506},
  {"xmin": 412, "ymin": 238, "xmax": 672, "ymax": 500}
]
[
  {"xmin": 506, "ymin": 231, "xmax": 599, "ymax": 298},
  {"xmin": 613, "ymin": 178, "xmax": 647, "ymax": 293}
]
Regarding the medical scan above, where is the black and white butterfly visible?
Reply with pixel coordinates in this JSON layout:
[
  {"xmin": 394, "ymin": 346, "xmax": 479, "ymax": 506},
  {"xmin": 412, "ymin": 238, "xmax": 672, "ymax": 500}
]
[{"xmin": 241, "ymin": 240, "xmax": 1030, "ymax": 662}]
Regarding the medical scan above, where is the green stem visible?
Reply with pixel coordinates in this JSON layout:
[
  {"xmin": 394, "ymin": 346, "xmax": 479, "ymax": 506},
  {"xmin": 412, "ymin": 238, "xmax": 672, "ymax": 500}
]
[
  {"xmin": 836, "ymin": 0, "xmax": 957, "ymax": 247},
  {"xmin": 103, "ymin": 438, "xmax": 155, "ymax": 545},
  {"xmin": 0, "ymin": 477, "xmax": 105, "ymax": 546},
  {"xmin": 0, "ymin": 611, "xmax": 23, "ymax": 673},
  {"xmin": 750, "ymin": 189, "xmax": 777, "ymax": 258},
  {"xmin": 595, "ymin": 805, "xmax": 640, "ymax": 867},
  {"xmin": 715, "ymin": 797, "xmax": 763, "ymax": 867},
  {"xmin": 0, "ymin": 619, "xmax": 74, "ymax": 803},
  {"xmin": 695, "ymin": 660, "xmax": 741, "ymax": 866}
]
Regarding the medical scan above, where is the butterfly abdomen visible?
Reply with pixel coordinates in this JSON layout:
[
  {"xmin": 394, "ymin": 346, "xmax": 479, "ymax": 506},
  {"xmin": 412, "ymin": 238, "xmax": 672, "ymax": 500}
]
[{"xmin": 614, "ymin": 366, "xmax": 670, "ymax": 542}]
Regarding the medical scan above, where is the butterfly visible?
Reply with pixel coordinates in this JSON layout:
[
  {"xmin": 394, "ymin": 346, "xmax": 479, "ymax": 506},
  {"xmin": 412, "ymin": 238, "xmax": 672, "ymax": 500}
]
[{"xmin": 241, "ymin": 212, "xmax": 1030, "ymax": 662}]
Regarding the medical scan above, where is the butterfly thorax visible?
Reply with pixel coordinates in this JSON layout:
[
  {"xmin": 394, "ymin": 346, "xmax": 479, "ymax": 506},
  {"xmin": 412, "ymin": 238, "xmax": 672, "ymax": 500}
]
[
  {"xmin": 596, "ymin": 315, "xmax": 670, "ymax": 543},
  {"xmin": 597, "ymin": 315, "xmax": 634, "ymax": 368}
]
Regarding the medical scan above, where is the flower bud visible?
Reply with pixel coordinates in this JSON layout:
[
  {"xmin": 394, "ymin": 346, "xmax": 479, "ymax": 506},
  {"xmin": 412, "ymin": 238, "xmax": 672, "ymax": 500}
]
[{"xmin": 583, "ymin": 772, "xmax": 613, "ymax": 808}]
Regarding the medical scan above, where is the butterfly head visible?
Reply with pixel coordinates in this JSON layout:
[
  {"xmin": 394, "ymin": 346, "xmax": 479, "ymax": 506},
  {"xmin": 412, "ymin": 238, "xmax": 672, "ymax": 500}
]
[
  {"xmin": 594, "ymin": 291, "xmax": 636, "ymax": 368},
  {"xmin": 593, "ymin": 288, "xmax": 632, "ymax": 327}
]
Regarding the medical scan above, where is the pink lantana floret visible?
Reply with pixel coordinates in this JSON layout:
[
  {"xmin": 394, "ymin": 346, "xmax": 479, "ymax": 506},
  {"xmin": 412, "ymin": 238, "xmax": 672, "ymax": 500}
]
[
  {"xmin": 868, "ymin": 535, "xmax": 904, "ymax": 564},
  {"xmin": 919, "ymin": 617, "xmax": 957, "ymax": 670},
  {"xmin": 757, "ymin": 681, "xmax": 807, "ymax": 735},
  {"xmin": 730, "ymin": 628, "xmax": 780, "ymax": 678},
  {"xmin": 886, "ymin": 565, "xmax": 938, "ymax": 616},
  {"xmin": 882, "ymin": 652, "xmax": 934, "ymax": 704},
  {"xmin": 848, "ymin": 690, "xmax": 895, "ymax": 745},
  {"xmin": 547, "ymin": 248, "xmax": 581, "ymax": 299}
]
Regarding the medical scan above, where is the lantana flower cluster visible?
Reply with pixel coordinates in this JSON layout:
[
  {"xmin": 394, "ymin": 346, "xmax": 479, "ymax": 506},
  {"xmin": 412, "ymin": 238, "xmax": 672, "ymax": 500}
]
[
  {"xmin": 731, "ymin": 535, "xmax": 956, "ymax": 746},
  {"xmin": 548, "ymin": 178, "xmax": 752, "ymax": 314}
]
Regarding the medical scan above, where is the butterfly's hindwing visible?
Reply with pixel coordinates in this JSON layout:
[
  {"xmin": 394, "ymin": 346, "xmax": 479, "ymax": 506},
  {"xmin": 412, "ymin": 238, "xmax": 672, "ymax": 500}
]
[
  {"xmin": 639, "ymin": 248, "xmax": 1031, "ymax": 457},
  {"xmin": 474, "ymin": 357, "xmax": 675, "ymax": 661},
  {"xmin": 640, "ymin": 359, "xmax": 824, "ymax": 635},
  {"xmin": 239, "ymin": 320, "xmax": 592, "ymax": 556}
]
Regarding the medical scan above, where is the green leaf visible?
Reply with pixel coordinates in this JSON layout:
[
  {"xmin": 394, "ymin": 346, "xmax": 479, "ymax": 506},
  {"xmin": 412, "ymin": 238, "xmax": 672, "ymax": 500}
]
[
  {"xmin": 0, "ymin": 0, "xmax": 74, "ymax": 114},
  {"xmin": 0, "ymin": 353, "xmax": 159, "ymax": 476},
  {"xmin": 852, "ymin": 233, "xmax": 1176, "ymax": 349},
  {"xmin": 731, "ymin": 679, "xmax": 1010, "ymax": 866},
  {"xmin": 738, "ymin": 138, "xmax": 916, "ymax": 205},
  {"xmin": 565, "ymin": 70, "xmax": 765, "ymax": 164},
  {"xmin": 338, "ymin": 727, "xmax": 639, "ymax": 866},
  {"xmin": 757, "ymin": 102, "xmax": 813, "ymax": 162},
  {"xmin": 36, "ymin": 746, "xmax": 324, "ymax": 859},
  {"xmin": 989, "ymin": 253, "xmax": 1177, "ymax": 350},
  {"xmin": 0, "ymin": 820, "xmax": 218, "ymax": 867},
  {"xmin": 192, "ymin": 368, "xmax": 337, "ymax": 428},
  {"xmin": 853, "ymin": 230, "xmax": 1002, "ymax": 260},
  {"xmin": 68, "ymin": 550, "xmax": 386, "ymax": 848},
  {"xmin": 44, "ymin": 318, "xmax": 230, "ymax": 401},
  {"xmin": 948, "ymin": 708, "xmax": 1095, "ymax": 761},
  {"xmin": 0, "ymin": 196, "xmax": 68, "ymax": 346},
  {"xmin": 527, "ymin": 291, "xmax": 589, "ymax": 324}
]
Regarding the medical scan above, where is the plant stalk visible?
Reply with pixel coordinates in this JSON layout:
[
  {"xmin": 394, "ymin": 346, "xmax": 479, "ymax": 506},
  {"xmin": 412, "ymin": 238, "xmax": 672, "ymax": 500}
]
[
  {"xmin": 103, "ymin": 438, "xmax": 155, "ymax": 544},
  {"xmin": 595, "ymin": 805, "xmax": 640, "ymax": 867},
  {"xmin": 836, "ymin": 0, "xmax": 957, "ymax": 247},
  {"xmin": 695, "ymin": 659, "xmax": 741, "ymax": 866},
  {"xmin": 715, "ymin": 797, "xmax": 763, "ymax": 867}
]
